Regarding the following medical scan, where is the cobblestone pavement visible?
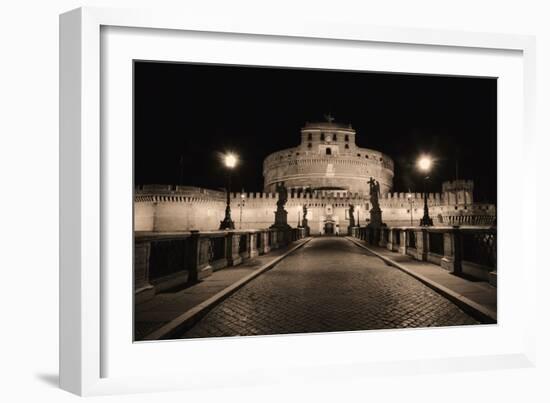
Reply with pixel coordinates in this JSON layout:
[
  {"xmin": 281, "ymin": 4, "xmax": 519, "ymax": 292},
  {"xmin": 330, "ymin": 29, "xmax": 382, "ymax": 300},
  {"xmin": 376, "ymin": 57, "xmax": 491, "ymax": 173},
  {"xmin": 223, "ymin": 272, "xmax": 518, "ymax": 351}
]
[{"xmin": 179, "ymin": 237, "xmax": 478, "ymax": 338}]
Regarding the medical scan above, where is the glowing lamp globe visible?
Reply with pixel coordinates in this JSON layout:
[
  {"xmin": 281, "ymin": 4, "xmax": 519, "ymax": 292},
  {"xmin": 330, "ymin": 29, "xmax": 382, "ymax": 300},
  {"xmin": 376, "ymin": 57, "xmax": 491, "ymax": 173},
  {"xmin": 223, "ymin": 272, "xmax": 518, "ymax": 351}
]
[
  {"xmin": 224, "ymin": 153, "xmax": 238, "ymax": 169},
  {"xmin": 417, "ymin": 155, "xmax": 432, "ymax": 172}
]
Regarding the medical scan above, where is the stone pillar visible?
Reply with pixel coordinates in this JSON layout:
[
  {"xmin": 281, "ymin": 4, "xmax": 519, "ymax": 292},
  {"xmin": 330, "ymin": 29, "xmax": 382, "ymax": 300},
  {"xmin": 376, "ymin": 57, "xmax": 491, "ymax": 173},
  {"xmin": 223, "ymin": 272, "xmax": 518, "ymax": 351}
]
[
  {"xmin": 379, "ymin": 228, "xmax": 387, "ymax": 248},
  {"xmin": 441, "ymin": 226, "xmax": 462, "ymax": 274},
  {"xmin": 262, "ymin": 230, "xmax": 271, "ymax": 254},
  {"xmin": 134, "ymin": 240, "xmax": 154, "ymax": 303},
  {"xmin": 386, "ymin": 229, "xmax": 394, "ymax": 251},
  {"xmin": 226, "ymin": 232, "xmax": 242, "ymax": 266},
  {"xmin": 414, "ymin": 229, "xmax": 428, "ymax": 261},
  {"xmin": 270, "ymin": 229, "xmax": 279, "ymax": 249},
  {"xmin": 238, "ymin": 233, "xmax": 250, "ymax": 260},
  {"xmin": 189, "ymin": 231, "xmax": 213, "ymax": 281},
  {"xmin": 249, "ymin": 232, "xmax": 259, "ymax": 258},
  {"xmin": 399, "ymin": 230, "xmax": 407, "ymax": 255}
]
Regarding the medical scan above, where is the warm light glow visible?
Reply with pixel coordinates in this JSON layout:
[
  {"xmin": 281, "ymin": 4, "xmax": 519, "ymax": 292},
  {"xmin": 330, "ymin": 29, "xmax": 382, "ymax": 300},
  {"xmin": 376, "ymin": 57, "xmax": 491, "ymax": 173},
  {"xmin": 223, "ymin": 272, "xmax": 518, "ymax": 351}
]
[
  {"xmin": 417, "ymin": 155, "xmax": 433, "ymax": 172},
  {"xmin": 407, "ymin": 193, "xmax": 412, "ymax": 199},
  {"xmin": 223, "ymin": 153, "xmax": 238, "ymax": 168}
]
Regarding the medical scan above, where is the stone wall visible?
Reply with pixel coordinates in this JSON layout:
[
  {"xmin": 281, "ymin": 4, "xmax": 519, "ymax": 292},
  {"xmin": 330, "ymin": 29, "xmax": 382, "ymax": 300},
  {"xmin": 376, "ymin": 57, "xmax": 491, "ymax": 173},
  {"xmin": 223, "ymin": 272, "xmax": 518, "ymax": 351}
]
[{"xmin": 135, "ymin": 183, "xmax": 496, "ymax": 234}]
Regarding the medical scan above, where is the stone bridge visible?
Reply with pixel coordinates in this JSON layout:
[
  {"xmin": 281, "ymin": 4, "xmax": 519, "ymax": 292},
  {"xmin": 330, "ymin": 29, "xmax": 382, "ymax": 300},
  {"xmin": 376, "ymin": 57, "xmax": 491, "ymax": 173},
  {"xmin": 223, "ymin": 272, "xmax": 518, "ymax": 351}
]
[{"xmin": 135, "ymin": 225, "xmax": 496, "ymax": 340}]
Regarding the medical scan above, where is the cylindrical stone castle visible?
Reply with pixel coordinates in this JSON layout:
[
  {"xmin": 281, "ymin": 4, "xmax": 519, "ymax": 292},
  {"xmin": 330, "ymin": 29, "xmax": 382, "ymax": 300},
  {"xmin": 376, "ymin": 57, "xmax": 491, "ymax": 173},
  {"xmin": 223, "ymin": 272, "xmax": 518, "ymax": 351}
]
[{"xmin": 262, "ymin": 120, "xmax": 394, "ymax": 195}]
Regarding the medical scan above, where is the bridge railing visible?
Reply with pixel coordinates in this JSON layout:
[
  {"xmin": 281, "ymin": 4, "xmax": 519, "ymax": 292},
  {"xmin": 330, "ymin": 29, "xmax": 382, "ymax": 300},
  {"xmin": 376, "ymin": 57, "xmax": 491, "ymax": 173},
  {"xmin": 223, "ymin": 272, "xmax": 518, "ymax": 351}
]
[
  {"xmin": 351, "ymin": 225, "xmax": 496, "ymax": 285},
  {"xmin": 134, "ymin": 227, "xmax": 308, "ymax": 303}
]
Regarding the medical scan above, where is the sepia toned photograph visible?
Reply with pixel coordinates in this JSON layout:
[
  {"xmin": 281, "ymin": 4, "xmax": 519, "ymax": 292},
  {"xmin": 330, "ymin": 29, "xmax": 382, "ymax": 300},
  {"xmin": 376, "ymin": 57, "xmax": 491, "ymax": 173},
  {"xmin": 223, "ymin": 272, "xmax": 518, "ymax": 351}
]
[{"xmin": 133, "ymin": 61, "xmax": 497, "ymax": 342}]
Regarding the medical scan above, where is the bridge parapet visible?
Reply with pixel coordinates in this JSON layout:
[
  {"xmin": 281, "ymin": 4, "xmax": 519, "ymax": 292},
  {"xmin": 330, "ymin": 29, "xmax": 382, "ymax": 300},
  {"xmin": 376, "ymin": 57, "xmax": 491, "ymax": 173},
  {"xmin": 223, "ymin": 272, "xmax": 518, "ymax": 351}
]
[
  {"xmin": 134, "ymin": 227, "xmax": 308, "ymax": 303},
  {"xmin": 351, "ymin": 225, "xmax": 496, "ymax": 285}
]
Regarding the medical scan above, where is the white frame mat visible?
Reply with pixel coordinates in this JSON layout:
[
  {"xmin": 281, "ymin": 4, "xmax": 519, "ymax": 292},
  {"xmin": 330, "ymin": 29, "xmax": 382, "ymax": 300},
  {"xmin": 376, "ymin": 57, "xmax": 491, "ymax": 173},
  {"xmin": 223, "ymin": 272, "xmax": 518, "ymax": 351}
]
[{"xmin": 60, "ymin": 7, "xmax": 537, "ymax": 396}]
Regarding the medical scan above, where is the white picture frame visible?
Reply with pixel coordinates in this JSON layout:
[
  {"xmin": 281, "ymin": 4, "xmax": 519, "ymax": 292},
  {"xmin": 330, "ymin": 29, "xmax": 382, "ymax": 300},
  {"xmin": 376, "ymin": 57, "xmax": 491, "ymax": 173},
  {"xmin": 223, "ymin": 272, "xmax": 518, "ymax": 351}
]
[{"xmin": 60, "ymin": 6, "xmax": 537, "ymax": 396}]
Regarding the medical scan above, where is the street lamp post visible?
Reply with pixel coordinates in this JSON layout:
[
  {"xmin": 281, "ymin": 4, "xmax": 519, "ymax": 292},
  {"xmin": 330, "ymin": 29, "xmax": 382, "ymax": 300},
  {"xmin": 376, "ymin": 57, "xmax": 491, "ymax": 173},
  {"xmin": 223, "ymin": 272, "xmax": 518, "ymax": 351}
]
[
  {"xmin": 219, "ymin": 153, "xmax": 238, "ymax": 230},
  {"xmin": 417, "ymin": 155, "xmax": 434, "ymax": 226},
  {"xmin": 407, "ymin": 192, "xmax": 414, "ymax": 226},
  {"xmin": 239, "ymin": 191, "xmax": 245, "ymax": 229}
]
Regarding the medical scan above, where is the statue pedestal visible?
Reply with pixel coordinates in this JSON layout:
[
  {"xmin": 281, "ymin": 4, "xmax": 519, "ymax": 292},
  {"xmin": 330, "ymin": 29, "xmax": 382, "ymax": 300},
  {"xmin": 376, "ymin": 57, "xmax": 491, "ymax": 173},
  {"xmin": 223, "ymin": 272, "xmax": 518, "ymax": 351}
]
[
  {"xmin": 271, "ymin": 208, "xmax": 291, "ymax": 230},
  {"xmin": 301, "ymin": 218, "xmax": 310, "ymax": 236},
  {"xmin": 367, "ymin": 207, "xmax": 384, "ymax": 244},
  {"xmin": 348, "ymin": 217, "xmax": 356, "ymax": 235},
  {"xmin": 369, "ymin": 207, "xmax": 383, "ymax": 228}
]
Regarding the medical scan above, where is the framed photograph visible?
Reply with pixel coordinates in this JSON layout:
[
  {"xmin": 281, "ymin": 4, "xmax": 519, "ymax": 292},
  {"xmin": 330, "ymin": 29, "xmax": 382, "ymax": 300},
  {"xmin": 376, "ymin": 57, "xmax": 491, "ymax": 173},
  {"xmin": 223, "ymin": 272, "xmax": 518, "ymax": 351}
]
[{"xmin": 60, "ymin": 7, "xmax": 536, "ymax": 396}]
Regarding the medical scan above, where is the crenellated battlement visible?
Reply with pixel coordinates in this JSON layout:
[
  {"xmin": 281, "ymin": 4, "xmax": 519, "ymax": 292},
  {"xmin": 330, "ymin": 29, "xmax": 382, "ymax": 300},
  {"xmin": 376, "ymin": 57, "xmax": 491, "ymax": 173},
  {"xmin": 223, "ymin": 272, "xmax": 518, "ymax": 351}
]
[
  {"xmin": 229, "ymin": 191, "xmax": 367, "ymax": 200},
  {"xmin": 135, "ymin": 194, "xmax": 226, "ymax": 204},
  {"xmin": 382, "ymin": 192, "xmax": 441, "ymax": 201},
  {"xmin": 134, "ymin": 185, "xmax": 472, "ymax": 207}
]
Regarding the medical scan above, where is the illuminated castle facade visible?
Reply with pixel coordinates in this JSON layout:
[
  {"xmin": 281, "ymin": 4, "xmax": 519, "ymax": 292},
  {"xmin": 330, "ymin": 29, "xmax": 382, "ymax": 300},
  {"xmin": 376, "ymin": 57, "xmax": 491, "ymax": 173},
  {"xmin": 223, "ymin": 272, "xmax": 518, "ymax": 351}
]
[
  {"xmin": 263, "ymin": 121, "xmax": 393, "ymax": 195},
  {"xmin": 135, "ymin": 120, "xmax": 495, "ymax": 235}
]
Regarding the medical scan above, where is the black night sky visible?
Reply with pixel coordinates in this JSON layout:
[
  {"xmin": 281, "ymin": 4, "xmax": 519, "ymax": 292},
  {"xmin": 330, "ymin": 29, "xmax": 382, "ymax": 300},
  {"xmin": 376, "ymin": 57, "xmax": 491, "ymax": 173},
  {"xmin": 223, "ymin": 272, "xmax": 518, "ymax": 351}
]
[{"xmin": 134, "ymin": 61, "xmax": 497, "ymax": 203}]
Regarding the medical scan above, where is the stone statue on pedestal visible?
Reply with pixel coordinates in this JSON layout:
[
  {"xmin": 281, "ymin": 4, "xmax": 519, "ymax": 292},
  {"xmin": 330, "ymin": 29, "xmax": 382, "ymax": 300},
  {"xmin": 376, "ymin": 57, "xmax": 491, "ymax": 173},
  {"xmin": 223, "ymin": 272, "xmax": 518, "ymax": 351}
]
[
  {"xmin": 276, "ymin": 181, "xmax": 288, "ymax": 209},
  {"xmin": 301, "ymin": 204, "xmax": 310, "ymax": 235},
  {"xmin": 270, "ymin": 181, "xmax": 291, "ymax": 230},
  {"xmin": 368, "ymin": 177, "xmax": 380, "ymax": 209},
  {"xmin": 348, "ymin": 204, "xmax": 355, "ymax": 227},
  {"xmin": 367, "ymin": 177, "xmax": 383, "ymax": 228},
  {"xmin": 366, "ymin": 177, "xmax": 385, "ymax": 243},
  {"xmin": 347, "ymin": 204, "xmax": 356, "ymax": 235}
]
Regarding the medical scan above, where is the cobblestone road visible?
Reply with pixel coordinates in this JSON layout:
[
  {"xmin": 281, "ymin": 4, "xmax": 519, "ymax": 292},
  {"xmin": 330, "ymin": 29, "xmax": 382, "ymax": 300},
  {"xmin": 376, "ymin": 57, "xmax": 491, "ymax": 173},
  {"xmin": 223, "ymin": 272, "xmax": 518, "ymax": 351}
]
[{"xmin": 179, "ymin": 237, "xmax": 478, "ymax": 338}]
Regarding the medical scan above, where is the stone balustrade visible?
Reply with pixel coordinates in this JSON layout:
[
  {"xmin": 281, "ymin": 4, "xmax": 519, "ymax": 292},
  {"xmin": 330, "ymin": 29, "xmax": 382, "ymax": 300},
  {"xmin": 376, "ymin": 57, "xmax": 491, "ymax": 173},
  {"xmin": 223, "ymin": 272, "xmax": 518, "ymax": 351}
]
[
  {"xmin": 134, "ymin": 227, "xmax": 308, "ymax": 303},
  {"xmin": 351, "ymin": 225, "xmax": 497, "ymax": 285}
]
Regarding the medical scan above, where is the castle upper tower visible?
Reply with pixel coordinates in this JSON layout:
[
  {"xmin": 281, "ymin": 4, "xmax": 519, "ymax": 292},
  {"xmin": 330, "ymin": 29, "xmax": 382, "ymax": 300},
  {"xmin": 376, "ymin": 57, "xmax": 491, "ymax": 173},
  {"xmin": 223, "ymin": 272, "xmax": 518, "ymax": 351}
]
[
  {"xmin": 262, "ymin": 118, "xmax": 394, "ymax": 195},
  {"xmin": 299, "ymin": 121, "xmax": 357, "ymax": 156}
]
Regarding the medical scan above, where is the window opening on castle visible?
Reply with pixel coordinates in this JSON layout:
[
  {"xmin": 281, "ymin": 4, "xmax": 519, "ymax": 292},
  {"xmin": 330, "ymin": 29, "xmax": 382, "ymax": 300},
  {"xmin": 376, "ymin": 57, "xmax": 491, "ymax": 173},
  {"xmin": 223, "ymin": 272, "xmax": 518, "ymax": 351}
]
[
  {"xmin": 345, "ymin": 135, "xmax": 349, "ymax": 141},
  {"xmin": 326, "ymin": 148, "xmax": 332, "ymax": 155},
  {"xmin": 345, "ymin": 144, "xmax": 349, "ymax": 149},
  {"xmin": 308, "ymin": 133, "xmax": 312, "ymax": 140},
  {"xmin": 321, "ymin": 133, "xmax": 325, "ymax": 141}
]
